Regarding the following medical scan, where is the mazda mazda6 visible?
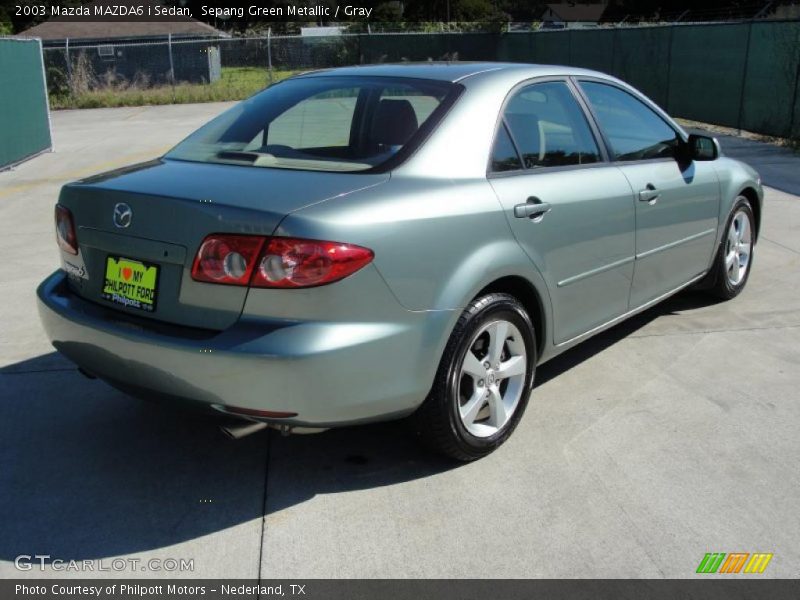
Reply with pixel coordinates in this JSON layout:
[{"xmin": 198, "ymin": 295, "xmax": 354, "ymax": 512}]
[{"xmin": 38, "ymin": 63, "xmax": 763, "ymax": 460}]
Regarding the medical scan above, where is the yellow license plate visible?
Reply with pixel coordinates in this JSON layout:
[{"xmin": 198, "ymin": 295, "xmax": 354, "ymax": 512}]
[{"xmin": 102, "ymin": 256, "xmax": 159, "ymax": 312}]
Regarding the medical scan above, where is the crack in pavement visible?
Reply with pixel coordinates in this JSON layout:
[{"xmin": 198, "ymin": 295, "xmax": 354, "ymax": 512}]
[
  {"xmin": 627, "ymin": 323, "xmax": 800, "ymax": 339},
  {"xmin": 761, "ymin": 236, "xmax": 800, "ymax": 256},
  {"xmin": 256, "ymin": 431, "xmax": 272, "ymax": 591}
]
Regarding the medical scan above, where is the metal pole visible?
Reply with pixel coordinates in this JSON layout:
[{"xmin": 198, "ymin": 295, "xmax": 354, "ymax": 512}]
[
  {"xmin": 65, "ymin": 37, "xmax": 72, "ymax": 81},
  {"xmin": 167, "ymin": 33, "xmax": 175, "ymax": 84},
  {"xmin": 611, "ymin": 27, "xmax": 617, "ymax": 76},
  {"xmin": 735, "ymin": 21, "xmax": 754, "ymax": 133},
  {"xmin": 787, "ymin": 27, "xmax": 800, "ymax": 138},
  {"xmin": 37, "ymin": 38, "xmax": 55, "ymax": 153},
  {"xmin": 665, "ymin": 25, "xmax": 674, "ymax": 112},
  {"xmin": 267, "ymin": 28, "xmax": 273, "ymax": 85}
]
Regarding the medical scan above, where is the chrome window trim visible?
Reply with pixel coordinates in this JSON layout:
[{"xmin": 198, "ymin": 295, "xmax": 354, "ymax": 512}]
[{"xmin": 487, "ymin": 160, "xmax": 615, "ymax": 180}]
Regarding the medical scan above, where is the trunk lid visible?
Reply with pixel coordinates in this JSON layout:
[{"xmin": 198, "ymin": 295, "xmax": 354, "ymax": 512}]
[{"xmin": 59, "ymin": 159, "xmax": 388, "ymax": 330}]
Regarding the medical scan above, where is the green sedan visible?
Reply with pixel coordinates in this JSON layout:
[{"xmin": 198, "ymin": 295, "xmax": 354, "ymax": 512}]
[{"xmin": 38, "ymin": 63, "xmax": 763, "ymax": 460}]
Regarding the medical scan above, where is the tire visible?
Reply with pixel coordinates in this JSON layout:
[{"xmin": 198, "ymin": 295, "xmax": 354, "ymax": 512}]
[
  {"xmin": 413, "ymin": 293, "xmax": 536, "ymax": 461},
  {"xmin": 707, "ymin": 197, "xmax": 756, "ymax": 300}
]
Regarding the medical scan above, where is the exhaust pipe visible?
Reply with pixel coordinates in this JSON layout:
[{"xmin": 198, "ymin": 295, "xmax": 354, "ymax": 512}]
[
  {"xmin": 291, "ymin": 427, "xmax": 329, "ymax": 435},
  {"xmin": 219, "ymin": 420, "xmax": 268, "ymax": 440},
  {"xmin": 219, "ymin": 421, "xmax": 329, "ymax": 439}
]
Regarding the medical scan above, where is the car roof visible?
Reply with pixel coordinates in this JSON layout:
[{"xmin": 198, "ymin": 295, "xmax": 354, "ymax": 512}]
[{"xmin": 293, "ymin": 62, "xmax": 607, "ymax": 84}]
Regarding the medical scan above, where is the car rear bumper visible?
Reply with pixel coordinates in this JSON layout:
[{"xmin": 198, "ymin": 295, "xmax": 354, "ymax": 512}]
[{"xmin": 37, "ymin": 270, "xmax": 449, "ymax": 427}]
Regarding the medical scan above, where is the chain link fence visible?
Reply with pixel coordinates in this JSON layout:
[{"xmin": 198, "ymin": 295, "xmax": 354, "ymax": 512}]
[{"xmin": 41, "ymin": 20, "xmax": 800, "ymax": 138}]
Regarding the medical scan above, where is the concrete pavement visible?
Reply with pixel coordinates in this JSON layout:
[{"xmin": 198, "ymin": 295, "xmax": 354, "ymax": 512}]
[
  {"xmin": 1, "ymin": 104, "xmax": 798, "ymax": 579},
  {"xmin": 716, "ymin": 134, "xmax": 800, "ymax": 196},
  {"xmin": 686, "ymin": 127, "xmax": 800, "ymax": 197}
]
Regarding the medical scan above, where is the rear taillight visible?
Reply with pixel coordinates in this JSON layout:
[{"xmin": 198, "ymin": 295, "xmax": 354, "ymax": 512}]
[
  {"xmin": 191, "ymin": 235, "xmax": 265, "ymax": 285},
  {"xmin": 55, "ymin": 205, "xmax": 78, "ymax": 255},
  {"xmin": 252, "ymin": 238, "xmax": 374, "ymax": 288},
  {"xmin": 191, "ymin": 234, "xmax": 373, "ymax": 288}
]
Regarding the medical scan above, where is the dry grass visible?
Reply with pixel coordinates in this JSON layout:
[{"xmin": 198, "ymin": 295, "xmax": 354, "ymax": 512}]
[{"xmin": 50, "ymin": 67, "xmax": 300, "ymax": 110}]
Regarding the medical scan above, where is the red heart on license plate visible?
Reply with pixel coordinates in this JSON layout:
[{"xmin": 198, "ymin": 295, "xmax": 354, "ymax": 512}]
[{"xmin": 122, "ymin": 267, "xmax": 132, "ymax": 280}]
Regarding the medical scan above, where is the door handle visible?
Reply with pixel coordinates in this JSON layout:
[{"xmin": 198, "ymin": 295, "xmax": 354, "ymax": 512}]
[
  {"xmin": 639, "ymin": 184, "xmax": 659, "ymax": 204},
  {"xmin": 514, "ymin": 197, "xmax": 551, "ymax": 221}
]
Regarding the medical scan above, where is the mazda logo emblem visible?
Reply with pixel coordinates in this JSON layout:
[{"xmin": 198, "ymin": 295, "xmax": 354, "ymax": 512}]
[{"xmin": 113, "ymin": 203, "xmax": 133, "ymax": 228}]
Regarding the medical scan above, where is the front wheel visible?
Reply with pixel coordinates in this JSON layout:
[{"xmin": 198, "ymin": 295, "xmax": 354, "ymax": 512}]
[
  {"xmin": 708, "ymin": 197, "xmax": 755, "ymax": 300},
  {"xmin": 414, "ymin": 293, "xmax": 536, "ymax": 461}
]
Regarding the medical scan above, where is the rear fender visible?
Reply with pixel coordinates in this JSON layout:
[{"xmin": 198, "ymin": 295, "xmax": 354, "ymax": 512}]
[{"xmin": 420, "ymin": 239, "xmax": 554, "ymax": 386}]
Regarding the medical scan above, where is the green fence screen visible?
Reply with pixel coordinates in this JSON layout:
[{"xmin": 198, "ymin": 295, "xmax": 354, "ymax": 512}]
[
  {"xmin": 359, "ymin": 20, "xmax": 800, "ymax": 138},
  {"xmin": 0, "ymin": 38, "xmax": 52, "ymax": 169},
  {"xmin": 740, "ymin": 21, "xmax": 800, "ymax": 136},
  {"xmin": 667, "ymin": 23, "xmax": 750, "ymax": 127}
]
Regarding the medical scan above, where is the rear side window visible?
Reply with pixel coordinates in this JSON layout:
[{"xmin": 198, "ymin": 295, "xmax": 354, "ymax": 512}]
[
  {"xmin": 166, "ymin": 76, "xmax": 459, "ymax": 172},
  {"xmin": 491, "ymin": 123, "xmax": 523, "ymax": 172},
  {"xmin": 493, "ymin": 81, "xmax": 600, "ymax": 171},
  {"xmin": 579, "ymin": 81, "xmax": 682, "ymax": 161}
]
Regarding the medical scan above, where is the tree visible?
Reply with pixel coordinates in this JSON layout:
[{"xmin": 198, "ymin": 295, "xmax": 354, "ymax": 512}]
[{"xmin": 0, "ymin": 5, "xmax": 13, "ymax": 34}]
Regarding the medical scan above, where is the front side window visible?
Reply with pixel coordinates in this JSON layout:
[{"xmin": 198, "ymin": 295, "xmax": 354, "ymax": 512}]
[
  {"xmin": 579, "ymin": 81, "xmax": 682, "ymax": 161},
  {"xmin": 166, "ymin": 76, "xmax": 458, "ymax": 172},
  {"xmin": 492, "ymin": 81, "xmax": 601, "ymax": 172}
]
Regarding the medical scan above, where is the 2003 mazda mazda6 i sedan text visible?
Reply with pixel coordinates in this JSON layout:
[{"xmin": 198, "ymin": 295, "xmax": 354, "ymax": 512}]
[{"xmin": 38, "ymin": 63, "xmax": 763, "ymax": 460}]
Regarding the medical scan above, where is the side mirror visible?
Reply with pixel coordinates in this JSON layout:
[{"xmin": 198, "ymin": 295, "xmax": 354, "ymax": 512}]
[{"xmin": 687, "ymin": 134, "xmax": 720, "ymax": 161}]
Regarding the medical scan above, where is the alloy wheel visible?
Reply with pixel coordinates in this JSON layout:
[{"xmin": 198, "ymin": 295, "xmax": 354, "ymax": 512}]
[
  {"xmin": 725, "ymin": 209, "xmax": 753, "ymax": 286},
  {"xmin": 457, "ymin": 319, "xmax": 527, "ymax": 438}
]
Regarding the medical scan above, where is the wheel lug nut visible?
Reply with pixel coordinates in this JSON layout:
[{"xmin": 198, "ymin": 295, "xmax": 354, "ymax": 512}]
[
  {"xmin": 478, "ymin": 379, "xmax": 484, "ymax": 387},
  {"xmin": 483, "ymin": 361, "xmax": 490, "ymax": 368}
]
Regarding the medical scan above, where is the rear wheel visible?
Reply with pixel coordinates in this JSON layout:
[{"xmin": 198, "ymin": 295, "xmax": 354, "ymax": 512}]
[
  {"xmin": 414, "ymin": 293, "xmax": 536, "ymax": 461},
  {"xmin": 708, "ymin": 197, "xmax": 755, "ymax": 300}
]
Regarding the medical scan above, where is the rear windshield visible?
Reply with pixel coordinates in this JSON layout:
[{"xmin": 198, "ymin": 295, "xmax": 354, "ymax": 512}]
[{"xmin": 166, "ymin": 76, "xmax": 459, "ymax": 172}]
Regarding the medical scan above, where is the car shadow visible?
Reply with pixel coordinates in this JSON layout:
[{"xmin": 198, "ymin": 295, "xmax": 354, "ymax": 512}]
[
  {"xmin": 535, "ymin": 289, "xmax": 722, "ymax": 387},
  {"xmin": 0, "ymin": 354, "xmax": 451, "ymax": 562},
  {"xmin": 0, "ymin": 290, "xmax": 719, "ymax": 561}
]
